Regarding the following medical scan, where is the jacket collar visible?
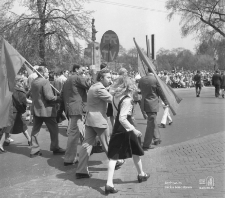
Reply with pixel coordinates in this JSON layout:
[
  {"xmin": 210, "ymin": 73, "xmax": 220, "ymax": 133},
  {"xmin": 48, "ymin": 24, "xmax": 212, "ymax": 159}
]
[
  {"xmin": 14, "ymin": 86, "xmax": 26, "ymax": 93},
  {"xmin": 95, "ymin": 81, "xmax": 105, "ymax": 88}
]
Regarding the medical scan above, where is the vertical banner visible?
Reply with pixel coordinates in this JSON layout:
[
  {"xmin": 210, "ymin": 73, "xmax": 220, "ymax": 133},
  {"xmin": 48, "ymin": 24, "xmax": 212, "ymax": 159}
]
[
  {"xmin": 134, "ymin": 38, "xmax": 182, "ymax": 115},
  {"xmin": 0, "ymin": 39, "xmax": 25, "ymax": 128},
  {"xmin": 138, "ymin": 54, "xmax": 147, "ymax": 77}
]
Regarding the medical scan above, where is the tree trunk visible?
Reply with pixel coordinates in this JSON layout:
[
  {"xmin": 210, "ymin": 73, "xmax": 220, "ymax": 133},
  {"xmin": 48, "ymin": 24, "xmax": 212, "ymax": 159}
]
[
  {"xmin": 39, "ymin": 21, "xmax": 46, "ymax": 65},
  {"xmin": 37, "ymin": 0, "xmax": 47, "ymax": 66}
]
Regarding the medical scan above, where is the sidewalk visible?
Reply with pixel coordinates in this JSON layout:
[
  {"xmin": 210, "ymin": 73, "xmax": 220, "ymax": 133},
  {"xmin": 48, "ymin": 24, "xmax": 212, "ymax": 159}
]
[{"xmin": 0, "ymin": 131, "xmax": 224, "ymax": 198}]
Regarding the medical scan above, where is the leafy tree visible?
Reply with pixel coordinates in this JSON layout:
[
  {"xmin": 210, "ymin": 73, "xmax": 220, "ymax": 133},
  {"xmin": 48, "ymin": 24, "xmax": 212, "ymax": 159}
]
[
  {"xmin": 196, "ymin": 39, "xmax": 225, "ymax": 70},
  {"xmin": 156, "ymin": 47, "xmax": 215, "ymax": 71},
  {"xmin": 0, "ymin": 0, "xmax": 92, "ymax": 68},
  {"xmin": 166, "ymin": 0, "xmax": 225, "ymax": 39},
  {"xmin": 156, "ymin": 48, "xmax": 179, "ymax": 71}
]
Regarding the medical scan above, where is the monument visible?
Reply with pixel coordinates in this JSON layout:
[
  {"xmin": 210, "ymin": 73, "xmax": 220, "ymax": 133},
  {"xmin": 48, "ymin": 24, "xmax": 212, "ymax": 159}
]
[{"xmin": 84, "ymin": 19, "xmax": 101, "ymax": 70}]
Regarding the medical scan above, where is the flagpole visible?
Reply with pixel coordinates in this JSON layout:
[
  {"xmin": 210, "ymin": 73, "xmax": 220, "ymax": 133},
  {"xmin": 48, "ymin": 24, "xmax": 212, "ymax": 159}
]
[{"xmin": 24, "ymin": 61, "xmax": 60, "ymax": 94}]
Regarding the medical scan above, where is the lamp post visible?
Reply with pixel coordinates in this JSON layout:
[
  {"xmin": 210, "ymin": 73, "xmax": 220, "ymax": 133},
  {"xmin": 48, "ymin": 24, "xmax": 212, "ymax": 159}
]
[{"xmin": 91, "ymin": 18, "xmax": 98, "ymax": 65}]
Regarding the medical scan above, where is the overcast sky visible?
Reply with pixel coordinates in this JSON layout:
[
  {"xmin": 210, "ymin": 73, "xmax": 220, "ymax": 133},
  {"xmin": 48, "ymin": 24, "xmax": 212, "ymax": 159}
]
[
  {"xmin": 84, "ymin": 0, "xmax": 198, "ymax": 53},
  {"xmin": 12, "ymin": 0, "xmax": 198, "ymax": 54}
]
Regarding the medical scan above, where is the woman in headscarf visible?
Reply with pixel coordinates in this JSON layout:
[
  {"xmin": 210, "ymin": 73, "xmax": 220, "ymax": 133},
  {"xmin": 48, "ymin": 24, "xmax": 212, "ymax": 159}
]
[
  {"xmin": 0, "ymin": 75, "xmax": 31, "ymax": 153},
  {"xmin": 105, "ymin": 76, "xmax": 150, "ymax": 195}
]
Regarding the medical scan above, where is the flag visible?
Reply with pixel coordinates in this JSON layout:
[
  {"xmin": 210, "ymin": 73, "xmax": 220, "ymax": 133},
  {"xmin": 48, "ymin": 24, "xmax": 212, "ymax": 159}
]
[
  {"xmin": 3, "ymin": 39, "xmax": 26, "ymax": 91},
  {"xmin": 137, "ymin": 54, "xmax": 147, "ymax": 77},
  {"xmin": 24, "ymin": 63, "xmax": 33, "ymax": 75},
  {"xmin": 0, "ymin": 39, "xmax": 25, "ymax": 128},
  {"xmin": 134, "ymin": 38, "xmax": 182, "ymax": 115}
]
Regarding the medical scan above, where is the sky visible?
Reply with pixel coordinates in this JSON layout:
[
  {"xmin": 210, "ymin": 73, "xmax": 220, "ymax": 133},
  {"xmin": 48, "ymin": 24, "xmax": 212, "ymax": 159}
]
[
  {"xmin": 11, "ymin": 0, "xmax": 198, "ymax": 54},
  {"xmin": 83, "ymin": 0, "xmax": 198, "ymax": 54}
]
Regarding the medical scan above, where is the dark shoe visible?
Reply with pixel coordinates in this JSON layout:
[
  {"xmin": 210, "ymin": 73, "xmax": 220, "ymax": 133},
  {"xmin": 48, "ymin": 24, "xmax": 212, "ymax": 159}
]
[
  {"xmin": 158, "ymin": 123, "xmax": 166, "ymax": 128},
  {"xmin": 52, "ymin": 147, "xmax": 66, "ymax": 155},
  {"xmin": 64, "ymin": 162, "xmax": 76, "ymax": 166},
  {"xmin": 115, "ymin": 159, "xmax": 125, "ymax": 170},
  {"xmin": 168, "ymin": 121, "xmax": 173, "ymax": 125},
  {"xmin": 30, "ymin": 151, "xmax": 42, "ymax": 158},
  {"xmin": 142, "ymin": 145, "xmax": 155, "ymax": 150},
  {"xmin": 222, "ymin": 94, "xmax": 224, "ymax": 98},
  {"xmin": 28, "ymin": 141, "xmax": 31, "ymax": 146},
  {"xmin": 75, "ymin": 173, "xmax": 92, "ymax": 179},
  {"xmin": 105, "ymin": 185, "xmax": 118, "ymax": 195},
  {"xmin": 154, "ymin": 139, "xmax": 162, "ymax": 145},
  {"xmin": 137, "ymin": 173, "xmax": 150, "ymax": 183}
]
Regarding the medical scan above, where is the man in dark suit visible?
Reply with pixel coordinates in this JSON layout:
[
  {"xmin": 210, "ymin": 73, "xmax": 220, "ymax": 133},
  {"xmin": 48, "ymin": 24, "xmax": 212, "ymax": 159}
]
[
  {"xmin": 60, "ymin": 64, "xmax": 93, "ymax": 166},
  {"xmin": 212, "ymin": 70, "xmax": 222, "ymax": 98},
  {"xmin": 138, "ymin": 68, "xmax": 168, "ymax": 150},
  {"xmin": 221, "ymin": 71, "xmax": 225, "ymax": 98},
  {"xmin": 30, "ymin": 66, "xmax": 65, "ymax": 157},
  {"xmin": 193, "ymin": 70, "xmax": 202, "ymax": 97}
]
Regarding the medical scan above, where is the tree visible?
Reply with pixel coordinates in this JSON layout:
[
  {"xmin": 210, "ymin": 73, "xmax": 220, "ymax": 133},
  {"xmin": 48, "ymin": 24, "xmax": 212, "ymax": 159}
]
[
  {"xmin": 156, "ymin": 47, "xmax": 214, "ymax": 71},
  {"xmin": 166, "ymin": 0, "xmax": 225, "ymax": 39},
  {"xmin": 196, "ymin": 39, "xmax": 225, "ymax": 70},
  {"xmin": 0, "ymin": 0, "xmax": 92, "ymax": 67}
]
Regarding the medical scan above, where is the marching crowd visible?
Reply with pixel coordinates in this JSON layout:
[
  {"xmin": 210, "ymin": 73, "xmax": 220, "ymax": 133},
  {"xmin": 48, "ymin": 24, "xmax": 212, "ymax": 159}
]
[{"xmin": 0, "ymin": 62, "xmax": 224, "ymax": 195}]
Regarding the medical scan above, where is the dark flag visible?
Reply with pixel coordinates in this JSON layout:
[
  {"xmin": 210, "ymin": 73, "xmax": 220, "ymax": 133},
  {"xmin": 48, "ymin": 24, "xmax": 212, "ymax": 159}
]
[
  {"xmin": 0, "ymin": 39, "xmax": 26, "ymax": 128},
  {"xmin": 134, "ymin": 38, "xmax": 182, "ymax": 115}
]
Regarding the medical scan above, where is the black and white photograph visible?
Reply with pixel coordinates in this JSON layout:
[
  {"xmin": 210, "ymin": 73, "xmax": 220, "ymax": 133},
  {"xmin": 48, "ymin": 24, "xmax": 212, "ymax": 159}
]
[{"xmin": 0, "ymin": 0, "xmax": 224, "ymax": 197}]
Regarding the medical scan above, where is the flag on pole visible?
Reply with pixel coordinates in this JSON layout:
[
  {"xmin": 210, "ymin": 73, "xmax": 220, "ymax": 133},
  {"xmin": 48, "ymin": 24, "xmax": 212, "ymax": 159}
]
[
  {"xmin": 3, "ymin": 39, "xmax": 26, "ymax": 91},
  {"xmin": 137, "ymin": 54, "xmax": 147, "ymax": 77},
  {"xmin": 134, "ymin": 38, "xmax": 182, "ymax": 115},
  {"xmin": 0, "ymin": 39, "xmax": 25, "ymax": 128}
]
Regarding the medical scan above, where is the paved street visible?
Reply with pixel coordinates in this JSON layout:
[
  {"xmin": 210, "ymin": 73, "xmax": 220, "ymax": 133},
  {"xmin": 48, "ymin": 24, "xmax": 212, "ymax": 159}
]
[{"xmin": 0, "ymin": 86, "xmax": 225, "ymax": 198}]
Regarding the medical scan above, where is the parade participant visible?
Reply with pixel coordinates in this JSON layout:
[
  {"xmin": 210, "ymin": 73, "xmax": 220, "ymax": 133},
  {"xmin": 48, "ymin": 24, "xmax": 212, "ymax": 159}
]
[
  {"xmin": 105, "ymin": 76, "xmax": 149, "ymax": 195},
  {"xmin": 75, "ymin": 69, "xmax": 123, "ymax": 179},
  {"xmin": 60, "ymin": 64, "xmax": 93, "ymax": 166},
  {"xmin": 138, "ymin": 68, "xmax": 168, "ymax": 150},
  {"xmin": 159, "ymin": 101, "xmax": 172, "ymax": 128},
  {"xmin": 212, "ymin": 70, "xmax": 222, "ymax": 98},
  {"xmin": 193, "ymin": 70, "xmax": 202, "ymax": 97},
  {"xmin": 221, "ymin": 71, "xmax": 225, "ymax": 98},
  {"xmin": 107, "ymin": 67, "xmax": 128, "ymax": 130},
  {"xmin": 54, "ymin": 70, "xmax": 69, "ymax": 92},
  {"xmin": 118, "ymin": 68, "xmax": 128, "ymax": 77},
  {"xmin": 0, "ymin": 75, "xmax": 32, "ymax": 152},
  {"xmin": 29, "ymin": 66, "xmax": 65, "ymax": 157},
  {"xmin": 26, "ymin": 65, "xmax": 39, "ymax": 123},
  {"xmin": 10, "ymin": 75, "xmax": 32, "ymax": 144},
  {"xmin": 159, "ymin": 71, "xmax": 173, "ymax": 128}
]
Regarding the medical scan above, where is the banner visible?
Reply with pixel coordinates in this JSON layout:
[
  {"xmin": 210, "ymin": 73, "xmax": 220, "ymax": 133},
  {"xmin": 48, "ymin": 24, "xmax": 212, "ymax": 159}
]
[
  {"xmin": 134, "ymin": 38, "xmax": 182, "ymax": 115},
  {"xmin": 0, "ymin": 39, "xmax": 25, "ymax": 128},
  {"xmin": 137, "ymin": 54, "xmax": 147, "ymax": 77},
  {"xmin": 24, "ymin": 63, "xmax": 33, "ymax": 76}
]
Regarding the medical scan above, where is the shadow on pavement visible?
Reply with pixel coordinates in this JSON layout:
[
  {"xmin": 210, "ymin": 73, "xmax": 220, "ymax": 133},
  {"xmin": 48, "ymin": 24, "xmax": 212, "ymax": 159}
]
[
  {"xmin": 55, "ymin": 160, "xmax": 107, "ymax": 195},
  {"xmin": 58, "ymin": 172, "xmax": 107, "ymax": 195},
  {"xmin": 3, "ymin": 144, "xmax": 31, "ymax": 157}
]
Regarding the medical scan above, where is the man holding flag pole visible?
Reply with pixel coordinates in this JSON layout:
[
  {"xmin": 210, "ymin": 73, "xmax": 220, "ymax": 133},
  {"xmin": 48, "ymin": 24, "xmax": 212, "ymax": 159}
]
[
  {"xmin": 0, "ymin": 38, "xmax": 64, "ymax": 156},
  {"xmin": 134, "ymin": 38, "xmax": 182, "ymax": 149}
]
